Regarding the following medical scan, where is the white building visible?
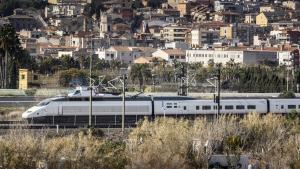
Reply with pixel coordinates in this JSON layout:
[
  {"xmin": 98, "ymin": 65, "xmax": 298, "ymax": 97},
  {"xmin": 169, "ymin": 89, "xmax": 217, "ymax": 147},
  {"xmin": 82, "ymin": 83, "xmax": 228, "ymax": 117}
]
[
  {"xmin": 270, "ymin": 31, "xmax": 290, "ymax": 44},
  {"xmin": 165, "ymin": 41, "xmax": 189, "ymax": 50},
  {"xmin": 97, "ymin": 46, "xmax": 156, "ymax": 64},
  {"xmin": 191, "ymin": 28, "xmax": 220, "ymax": 48},
  {"xmin": 58, "ymin": 51, "xmax": 73, "ymax": 58},
  {"xmin": 186, "ymin": 49, "xmax": 278, "ymax": 66},
  {"xmin": 152, "ymin": 49, "xmax": 186, "ymax": 63},
  {"xmin": 277, "ymin": 50, "xmax": 292, "ymax": 66}
]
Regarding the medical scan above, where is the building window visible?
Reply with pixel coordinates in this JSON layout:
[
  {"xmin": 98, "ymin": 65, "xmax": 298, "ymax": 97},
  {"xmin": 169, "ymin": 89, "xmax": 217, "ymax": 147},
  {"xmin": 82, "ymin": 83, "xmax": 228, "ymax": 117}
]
[
  {"xmin": 21, "ymin": 74, "xmax": 25, "ymax": 80},
  {"xmin": 33, "ymin": 75, "xmax": 38, "ymax": 80}
]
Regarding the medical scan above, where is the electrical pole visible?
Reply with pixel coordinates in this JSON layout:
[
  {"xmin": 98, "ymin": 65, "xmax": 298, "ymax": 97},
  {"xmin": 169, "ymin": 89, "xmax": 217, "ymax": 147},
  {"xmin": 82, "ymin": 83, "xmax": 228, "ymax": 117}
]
[
  {"xmin": 89, "ymin": 48, "xmax": 93, "ymax": 128},
  {"xmin": 89, "ymin": 32, "xmax": 93, "ymax": 128},
  {"xmin": 122, "ymin": 74, "xmax": 126, "ymax": 133},
  {"xmin": 217, "ymin": 64, "xmax": 221, "ymax": 118}
]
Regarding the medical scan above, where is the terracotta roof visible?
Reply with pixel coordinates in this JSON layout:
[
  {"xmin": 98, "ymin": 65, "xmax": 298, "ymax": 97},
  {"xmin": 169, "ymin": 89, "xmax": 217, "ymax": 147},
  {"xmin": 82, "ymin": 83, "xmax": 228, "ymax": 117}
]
[
  {"xmin": 163, "ymin": 49, "xmax": 185, "ymax": 55},
  {"xmin": 134, "ymin": 56, "xmax": 164, "ymax": 64},
  {"xmin": 134, "ymin": 47, "xmax": 157, "ymax": 52}
]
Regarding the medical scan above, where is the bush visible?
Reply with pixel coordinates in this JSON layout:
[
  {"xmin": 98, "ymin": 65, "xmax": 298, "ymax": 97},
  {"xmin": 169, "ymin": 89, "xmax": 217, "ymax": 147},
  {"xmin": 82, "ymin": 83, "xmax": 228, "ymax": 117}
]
[
  {"xmin": 24, "ymin": 89, "xmax": 37, "ymax": 96},
  {"xmin": 279, "ymin": 91, "xmax": 296, "ymax": 98},
  {"xmin": 126, "ymin": 114, "xmax": 300, "ymax": 168}
]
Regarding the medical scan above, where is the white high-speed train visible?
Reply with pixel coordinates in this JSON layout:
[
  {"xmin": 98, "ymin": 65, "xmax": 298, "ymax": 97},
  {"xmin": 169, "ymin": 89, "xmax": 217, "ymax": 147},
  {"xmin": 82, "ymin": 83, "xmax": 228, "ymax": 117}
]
[{"xmin": 22, "ymin": 96, "xmax": 300, "ymax": 126}]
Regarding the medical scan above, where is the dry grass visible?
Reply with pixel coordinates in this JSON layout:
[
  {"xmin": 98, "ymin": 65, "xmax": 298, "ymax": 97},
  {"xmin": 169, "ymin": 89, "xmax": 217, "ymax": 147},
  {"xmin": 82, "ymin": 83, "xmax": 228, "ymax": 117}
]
[
  {"xmin": 127, "ymin": 113, "xmax": 300, "ymax": 169},
  {"xmin": 0, "ymin": 113, "xmax": 299, "ymax": 169},
  {"xmin": 0, "ymin": 107, "xmax": 25, "ymax": 120}
]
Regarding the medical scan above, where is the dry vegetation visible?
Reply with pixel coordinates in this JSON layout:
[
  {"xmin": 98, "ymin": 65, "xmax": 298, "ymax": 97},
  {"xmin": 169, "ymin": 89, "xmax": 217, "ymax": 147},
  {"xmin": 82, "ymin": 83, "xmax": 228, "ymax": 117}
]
[
  {"xmin": 0, "ymin": 107, "xmax": 25, "ymax": 120},
  {"xmin": 0, "ymin": 113, "xmax": 300, "ymax": 169}
]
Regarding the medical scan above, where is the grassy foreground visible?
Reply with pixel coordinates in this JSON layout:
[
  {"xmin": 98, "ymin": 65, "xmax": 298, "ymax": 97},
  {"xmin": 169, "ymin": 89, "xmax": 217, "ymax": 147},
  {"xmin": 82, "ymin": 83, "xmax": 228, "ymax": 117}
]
[{"xmin": 0, "ymin": 113, "xmax": 300, "ymax": 169}]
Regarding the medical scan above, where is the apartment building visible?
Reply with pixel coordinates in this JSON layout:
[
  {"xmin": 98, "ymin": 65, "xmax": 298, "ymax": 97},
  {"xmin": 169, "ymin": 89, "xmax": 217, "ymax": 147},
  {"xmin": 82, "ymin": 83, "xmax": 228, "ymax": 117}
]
[
  {"xmin": 163, "ymin": 25, "xmax": 189, "ymax": 42},
  {"xmin": 191, "ymin": 28, "xmax": 220, "ymax": 48}
]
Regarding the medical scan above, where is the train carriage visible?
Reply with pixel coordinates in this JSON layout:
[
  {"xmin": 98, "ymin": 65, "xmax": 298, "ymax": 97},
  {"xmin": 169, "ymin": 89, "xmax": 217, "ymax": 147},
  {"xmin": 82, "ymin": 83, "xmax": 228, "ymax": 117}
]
[{"xmin": 22, "ymin": 95, "xmax": 300, "ymax": 126}]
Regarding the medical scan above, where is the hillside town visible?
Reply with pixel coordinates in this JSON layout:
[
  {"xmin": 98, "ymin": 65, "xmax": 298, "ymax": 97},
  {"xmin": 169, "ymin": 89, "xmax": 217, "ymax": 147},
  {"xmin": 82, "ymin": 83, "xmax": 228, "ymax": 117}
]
[
  {"xmin": 2, "ymin": 1, "xmax": 300, "ymax": 169},
  {"xmin": 0, "ymin": 0, "xmax": 300, "ymax": 92}
]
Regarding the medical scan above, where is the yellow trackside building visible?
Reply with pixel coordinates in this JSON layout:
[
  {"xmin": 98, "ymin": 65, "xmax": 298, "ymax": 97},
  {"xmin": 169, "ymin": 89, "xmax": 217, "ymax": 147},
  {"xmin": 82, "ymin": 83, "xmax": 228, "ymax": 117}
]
[{"xmin": 19, "ymin": 69, "xmax": 40, "ymax": 90}]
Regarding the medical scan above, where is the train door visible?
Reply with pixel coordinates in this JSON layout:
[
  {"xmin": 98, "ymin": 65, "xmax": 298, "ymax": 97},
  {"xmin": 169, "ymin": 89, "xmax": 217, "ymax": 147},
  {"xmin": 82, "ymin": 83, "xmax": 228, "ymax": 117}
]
[
  {"xmin": 57, "ymin": 103, "xmax": 63, "ymax": 116},
  {"xmin": 181, "ymin": 101, "xmax": 188, "ymax": 116},
  {"xmin": 273, "ymin": 101, "xmax": 285, "ymax": 113}
]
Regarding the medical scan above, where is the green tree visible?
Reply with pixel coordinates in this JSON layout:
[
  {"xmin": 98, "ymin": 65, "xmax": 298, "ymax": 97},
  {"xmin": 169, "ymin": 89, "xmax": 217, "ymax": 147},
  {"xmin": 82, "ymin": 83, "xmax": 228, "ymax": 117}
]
[
  {"xmin": 129, "ymin": 64, "xmax": 151, "ymax": 91},
  {"xmin": 60, "ymin": 55, "xmax": 80, "ymax": 70},
  {"xmin": 0, "ymin": 24, "xmax": 23, "ymax": 88}
]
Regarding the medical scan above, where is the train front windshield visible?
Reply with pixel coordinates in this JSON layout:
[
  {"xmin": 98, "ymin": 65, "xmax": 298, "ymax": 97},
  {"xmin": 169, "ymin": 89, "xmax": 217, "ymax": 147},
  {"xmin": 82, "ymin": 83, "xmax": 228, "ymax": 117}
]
[{"xmin": 37, "ymin": 99, "xmax": 52, "ymax": 107}]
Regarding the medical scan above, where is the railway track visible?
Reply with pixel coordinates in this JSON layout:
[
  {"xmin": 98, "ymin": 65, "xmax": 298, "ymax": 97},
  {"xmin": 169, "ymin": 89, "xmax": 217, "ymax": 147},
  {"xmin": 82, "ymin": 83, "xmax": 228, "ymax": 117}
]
[{"xmin": 0, "ymin": 121, "xmax": 135, "ymax": 129}]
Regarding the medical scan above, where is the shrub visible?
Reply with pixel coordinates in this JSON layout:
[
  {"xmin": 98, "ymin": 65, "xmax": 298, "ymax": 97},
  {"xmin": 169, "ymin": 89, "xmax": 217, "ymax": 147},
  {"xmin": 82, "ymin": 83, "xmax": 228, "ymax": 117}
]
[{"xmin": 24, "ymin": 89, "xmax": 37, "ymax": 96}]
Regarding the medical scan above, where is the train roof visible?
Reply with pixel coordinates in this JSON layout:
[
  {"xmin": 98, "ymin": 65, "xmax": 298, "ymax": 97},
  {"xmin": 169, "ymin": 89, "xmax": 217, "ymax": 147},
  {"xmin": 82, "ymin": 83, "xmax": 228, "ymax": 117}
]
[{"xmin": 49, "ymin": 96, "xmax": 300, "ymax": 102}]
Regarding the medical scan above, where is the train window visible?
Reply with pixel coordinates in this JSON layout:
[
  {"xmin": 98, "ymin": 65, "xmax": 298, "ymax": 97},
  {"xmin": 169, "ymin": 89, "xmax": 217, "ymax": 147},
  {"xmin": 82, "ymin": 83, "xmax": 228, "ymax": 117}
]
[
  {"xmin": 166, "ymin": 103, "xmax": 172, "ymax": 108},
  {"xmin": 174, "ymin": 103, "xmax": 178, "ymax": 108},
  {"xmin": 225, "ymin": 105, "xmax": 234, "ymax": 110},
  {"xmin": 236, "ymin": 105, "xmax": 245, "ymax": 110},
  {"xmin": 202, "ymin": 105, "xmax": 211, "ymax": 110},
  {"xmin": 247, "ymin": 105, "xmax": 256, "ymax": 109},
  {"xmin": 288, "ymin": 105, "xmax": 296, "ymax": 109},
  {"xmin": 37, "ymin": 99, "xmax": 51, "ymax": 106},
  {"xmin": 299, "ymin": 105, "xmax": 300, "ymax": 109},
  {"xmin": 69, "ymin": 98, "xmax": 82, "ymax": 101},
  {"xmin": 281, "ymin": 105, "xmax": 284, "ymax": 109},
  {"xmin": 214, "ymin": 105, "xmax": 222, "ymax": 110},
  {"xmin": 196, "ymin": 106, "xmax": 200, "ymax": 110},
  {"xmin": 183, "ymin": 106, "xmax": 187, "ymax": 110}
]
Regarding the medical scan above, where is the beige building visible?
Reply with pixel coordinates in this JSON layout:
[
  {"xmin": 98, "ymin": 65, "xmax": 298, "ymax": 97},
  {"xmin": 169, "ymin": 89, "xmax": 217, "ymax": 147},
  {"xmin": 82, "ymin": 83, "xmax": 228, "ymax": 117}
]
[
  {"xmin": 48, "ymin": 0, "xmax": 91, "ymax": 5},
  {"xmin": 177, "ymin": 2, "xmax": 191, "ymax": 17},
  {"xmin": 152, "ymin": 49, "xmax": 186, "ymax": 63},
  {"xmin": 220, "ymin": 26, "xmax": 233, "ymax": 39},
  {"xmin": 163, "ymin": 25, "xmax": 189, "ymax": 42},
  {"xmin": 259, "ymin": 6, "xmax": 275, "ymax": 13},
  {"xmin": 244, "ymin": 13, "xmax": 257, "ymax": 24},
  {"xmin": 167, "ymin": 0, "xmax": 185, "ymax": 9},
  {"xmin": 256, "ymin": 12, "xmax": 288, "ymax": 27},
  {"xmin": 282, "ymin": 1, "xmax": 300, "ymax": 10}
]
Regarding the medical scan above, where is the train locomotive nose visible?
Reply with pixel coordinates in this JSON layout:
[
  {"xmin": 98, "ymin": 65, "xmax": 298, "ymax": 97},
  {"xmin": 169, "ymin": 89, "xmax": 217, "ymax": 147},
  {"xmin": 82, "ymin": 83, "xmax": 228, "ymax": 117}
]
[
  {"xmin": 22, "ymin": 106, "xmax": 40, "ymax": 119},
  {"xmin": 22, "ymin": 110, "xmax": 33, "ymax": 118}
]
